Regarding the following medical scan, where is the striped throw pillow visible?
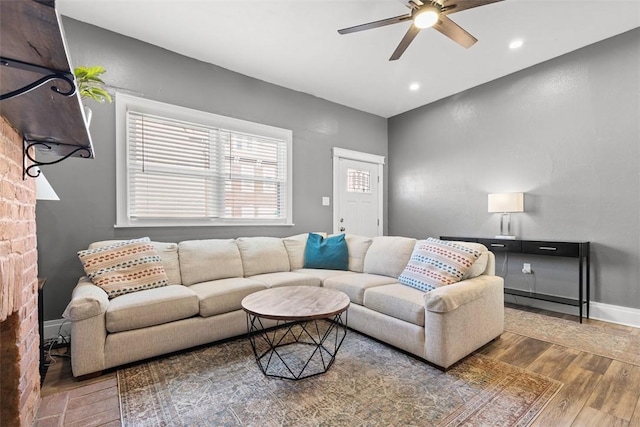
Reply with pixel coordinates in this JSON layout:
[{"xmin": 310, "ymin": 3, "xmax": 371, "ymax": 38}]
[
  {"xmin": 78, "ymin": 237, "xmax": 169, "ymax": 298},
  {"xmin": 398, "ymin": 238, "xmax": 481, "ymax": 292}
]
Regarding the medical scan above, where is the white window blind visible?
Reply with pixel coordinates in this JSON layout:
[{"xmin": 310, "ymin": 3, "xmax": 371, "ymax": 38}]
[{"xmin": 116, "ymin": 94, "xmax": 292, "ymax": 227}]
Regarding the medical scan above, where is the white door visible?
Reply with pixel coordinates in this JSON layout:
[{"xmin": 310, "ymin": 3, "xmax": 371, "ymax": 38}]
[{"xmin": 332, "ymin": 148, "xmax": 384, "ymax": 237}]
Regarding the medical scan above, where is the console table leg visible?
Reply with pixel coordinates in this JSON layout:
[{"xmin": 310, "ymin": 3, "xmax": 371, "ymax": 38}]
[
  {"xmin": 579, "ymin": 256, "xmax": 583, "ymax": 323},
  {"xmin": 586, "ymin": 253, "xmax": 591, "ymax": 319}
]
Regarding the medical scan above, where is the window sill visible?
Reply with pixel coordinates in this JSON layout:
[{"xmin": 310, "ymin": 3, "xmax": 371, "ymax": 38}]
[{"xmin": 114, "ymin": 221, "xmax": 295, "ymax": 228}]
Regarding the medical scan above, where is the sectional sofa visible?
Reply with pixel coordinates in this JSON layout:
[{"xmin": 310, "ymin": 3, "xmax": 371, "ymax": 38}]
[{"xmin": 63, "ymin": 234, "xmax": 504, "ymax": 377}]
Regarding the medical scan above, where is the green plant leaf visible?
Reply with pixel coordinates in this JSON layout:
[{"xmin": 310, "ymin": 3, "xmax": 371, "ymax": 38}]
[{"xmin": 74, "ymin": 65, "xmax": 112, "ymax": 103}]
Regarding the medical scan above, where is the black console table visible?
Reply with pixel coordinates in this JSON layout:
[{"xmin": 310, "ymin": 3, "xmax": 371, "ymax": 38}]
[{"xmin": 441, "ymin": 237, "xmax": 590, "ymax": 323}]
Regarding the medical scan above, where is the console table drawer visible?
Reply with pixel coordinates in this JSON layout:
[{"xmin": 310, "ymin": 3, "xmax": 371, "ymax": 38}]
[
  {"xmin": 522, "ymin": 241, "xmax": 580, "ymax": 258},
  {"xmin": 477, "ymin": 239, "xmax": 522, "ymax": 252}
]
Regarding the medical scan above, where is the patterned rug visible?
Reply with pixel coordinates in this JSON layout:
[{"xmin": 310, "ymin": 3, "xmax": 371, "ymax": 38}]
[
  {"xmin": 118, "ymin": 327, "xmax": 561, "ymax": 426},
  {"xmin": 504, "ymin": 307, "xmax": 640, "ymax": 367}
]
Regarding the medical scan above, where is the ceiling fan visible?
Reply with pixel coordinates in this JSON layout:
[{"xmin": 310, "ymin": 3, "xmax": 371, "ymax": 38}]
[{"xmin": 337, "ymin": 0, "xmax": 504, "ymax": 61}]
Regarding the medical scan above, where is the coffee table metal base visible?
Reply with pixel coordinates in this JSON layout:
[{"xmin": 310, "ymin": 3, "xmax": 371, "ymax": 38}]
[{"xmin": 246, "ymin": 312, "xmax": 347, "ymax": 380}]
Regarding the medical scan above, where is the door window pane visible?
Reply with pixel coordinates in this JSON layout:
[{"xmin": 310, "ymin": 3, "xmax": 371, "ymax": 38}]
[{"xmin": 347, "ymin": 169, "xmax": 371, "ymax": 193}]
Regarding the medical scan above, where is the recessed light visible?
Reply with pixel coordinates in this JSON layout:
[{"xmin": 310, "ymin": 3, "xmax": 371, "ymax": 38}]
[
  {"xmin": 509, "ymin": 39, "xmax": 524, "ymax": 49},
  {"xmin": 409, "ymin": 82, "xmax": 420, "ymax": 91}
]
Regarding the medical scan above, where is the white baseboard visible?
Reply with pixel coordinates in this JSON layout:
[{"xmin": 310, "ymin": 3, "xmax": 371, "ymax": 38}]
[
  {"xmin": 43, "ymin": 318, "xmax": 71, "ymax": 342},
  {"xmin": 589, "ymin": 302, "xmax": 640, "ymax": 328},
  {"xmin": 505, "ymin": 295, "xmax": 640, "ymax": 329}
]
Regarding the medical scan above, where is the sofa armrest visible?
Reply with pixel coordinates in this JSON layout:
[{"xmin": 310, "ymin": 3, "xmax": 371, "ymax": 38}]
[
  {"xmin": 424, "ymin": 275, "xmax": 500, "ymax": 313},
  {"xmin": 423, "ymin": 274, "xmax": 504, "ymax": 369},
  {"xmin": 62, "ymin": 276, "xmax": 109, "ymax": 321},
  {"xmin": 63, "ymin": 276, "xmax": 109, "ymax": 377}
]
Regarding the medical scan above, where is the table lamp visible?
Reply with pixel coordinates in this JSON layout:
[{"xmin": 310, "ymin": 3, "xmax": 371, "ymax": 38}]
[
  {"xmin": 488, "ymin": 192, "xmax": 523, "ymax": 239},
  {"xmin": 36, "ymin": 171, "xmax": 60, "ymax": 201}
]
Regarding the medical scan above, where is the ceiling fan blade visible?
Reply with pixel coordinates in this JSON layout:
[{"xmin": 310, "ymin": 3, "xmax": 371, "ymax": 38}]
[
  {"xmin": 389, "ymin": 25, "xmax": 421, "ymax": 61},
  {"xmin": 338, "ymin": 14, "xmax": 412, "ymax": 35},
  {"xmin": 397, "ymin": 0, "xmax": 423, "ymax": 10},
  {"xmin": 442, "ymin": 0, "xmax": 504, "ymax": 16},
  {"xmin": 433, "ymin": 15, "xmax": 477, "ymax": 48}
]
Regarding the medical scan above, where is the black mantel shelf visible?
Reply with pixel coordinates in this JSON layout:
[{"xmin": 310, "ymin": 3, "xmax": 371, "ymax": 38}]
[{"xmin": 0, "ymin": 0, "xmax": 94, "ymax": 165}]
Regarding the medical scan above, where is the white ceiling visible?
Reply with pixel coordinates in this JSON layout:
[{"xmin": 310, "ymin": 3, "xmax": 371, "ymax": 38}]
[{"xmin": 57, "ymin": 0, "xmax": 640, "ymax": 118}]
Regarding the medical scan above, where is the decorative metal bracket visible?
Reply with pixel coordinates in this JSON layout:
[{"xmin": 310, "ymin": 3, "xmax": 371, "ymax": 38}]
[
  {"xmin": 0, "ymin": 56, "xmax": 75, "ymax": 101},
  {"xmin": 23, "ymin": 137, "xmax": 92, "ymax": 179}
]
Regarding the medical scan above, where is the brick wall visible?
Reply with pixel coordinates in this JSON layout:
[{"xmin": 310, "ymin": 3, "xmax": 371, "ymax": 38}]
[{"xmin": 0, "ymin": 116, "xmax": 40, "ymax": 426}]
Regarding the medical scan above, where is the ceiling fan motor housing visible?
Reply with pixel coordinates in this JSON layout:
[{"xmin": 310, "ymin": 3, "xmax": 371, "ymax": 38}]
[{"xmin": 413, "ymin": 3, "xmax": 442, "ymax": 29}]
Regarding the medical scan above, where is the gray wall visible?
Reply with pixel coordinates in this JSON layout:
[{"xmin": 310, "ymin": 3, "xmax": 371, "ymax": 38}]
[
  {"xmin": 388, "ymin": 28, "xmax": 640, "ymax": 310},
  {"xmin": 37, "ymin": 18, "xmax": 388, "ymax": 320}
]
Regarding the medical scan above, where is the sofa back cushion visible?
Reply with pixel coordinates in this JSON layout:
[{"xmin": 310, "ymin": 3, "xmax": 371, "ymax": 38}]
[
  {"xmin": 178, "ymin": 239, "xmax": 243, "ymax": 285},
  {"xmin": 345, "ymin": 234, "xmax": 373, "ymax": 273},
  {"xmin": 283, "ymin": 234, "xmax": 309, "ymax": 270},
  {"xmin": 236, "ymin": 237, "xmax": 290, "ymax": 277},
  {"xmin": 363, "ymin": 236, "xmax": 416, "ymax": 278},
  {"xmin": 89, "ymin": 240, "xmax": 181, "ymax": 286}
]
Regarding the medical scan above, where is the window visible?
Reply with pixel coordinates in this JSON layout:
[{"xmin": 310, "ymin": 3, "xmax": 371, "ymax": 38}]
[
  {"xmin": 115, "ymin": 94, "xmax": 292, "ymax": 227},
  {"xmin": 347, "ymin": 168, "xmax": 371, "ymax": 193}
]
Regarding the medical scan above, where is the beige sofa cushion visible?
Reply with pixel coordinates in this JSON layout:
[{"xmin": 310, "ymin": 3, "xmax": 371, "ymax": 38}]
[
  {"xmin": 323, "ymin": 273, "xmax": 398, "ymax": 305},
  {"xmin": 236, "ymin": 237, "xmax": 290, "ymax": 277},
  {"xmin": 283, "ymin": 233, "xmax": 327, "ymax": 270},
  {"xmin": 283, "ymin": 234, "xmax": 309, "ymax": 270},
  {"xmin": 151, "ymin": 242, "xmax": 182, "ymax": 285},
  {"xmin": 292, "ymin": 268, "xmax": 357, "ymax": 282},
  {"xmin": 89, "ymin": 240, "xmax": 182, "ymax": 286},
  {"xmin": 188, "ymin": 277, "xmax": 267, "ymax": 317},
  {"xmin": 363, "ymin": 236, "xmax": 416, "ymax": 278},
  {"xmin": 106, "ymin": 285, "xmax": 199, "ymax": 333},
  {"xmin": 249, "ymin": 271, "xmax": 321, "ymax": 288},
  {"xmin": 345, "ymin": 234, "xmax": 373, "ymax": 273},
  {"xmin": 363, "ymin": 284, "xmax": 425, "ymax": 326},
  {"xmin": 178, "ymin": 239, "xmax": 243, "ymax": 285}
]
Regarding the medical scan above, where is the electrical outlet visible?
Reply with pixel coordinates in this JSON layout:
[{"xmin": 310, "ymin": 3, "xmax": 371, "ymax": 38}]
[{"xmin": 522, "ymin": 263, "xmax": 532, "ymax": 274}]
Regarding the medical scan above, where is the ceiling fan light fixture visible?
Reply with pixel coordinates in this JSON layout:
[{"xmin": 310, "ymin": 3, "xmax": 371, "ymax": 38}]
[{"xmin": 413, "ymin": 5, "xmax": 440, "ymax": 29}]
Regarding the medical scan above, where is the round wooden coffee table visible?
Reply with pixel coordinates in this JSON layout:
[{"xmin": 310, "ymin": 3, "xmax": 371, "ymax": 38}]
[{"xmin": 241, "ymin": 286, "xmax": 350, "ymax": 380}]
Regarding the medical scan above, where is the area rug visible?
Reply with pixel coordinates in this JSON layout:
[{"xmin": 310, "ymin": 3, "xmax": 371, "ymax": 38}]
[
  {"xmin": 118, "ymin": 329, "xmax": 561, "ymax": 426},
  {"xmin": 504, "ymin": 307, "xmax": 640, "ymax": 367}
]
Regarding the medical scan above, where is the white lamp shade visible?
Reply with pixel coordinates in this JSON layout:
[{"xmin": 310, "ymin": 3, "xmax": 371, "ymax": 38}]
[
  {"xmin": 488, "ymin": 192, "xmax": 523, "ymax": 213},
  {"xmin": 36, "ymin": 172, "xmax": 60, "ymax": 200}
]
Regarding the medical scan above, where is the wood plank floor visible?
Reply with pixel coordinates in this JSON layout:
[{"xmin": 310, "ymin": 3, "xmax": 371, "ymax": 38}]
[{"xmin": 35, "ymin": 304, "xmax": 640, "ymax": 426}]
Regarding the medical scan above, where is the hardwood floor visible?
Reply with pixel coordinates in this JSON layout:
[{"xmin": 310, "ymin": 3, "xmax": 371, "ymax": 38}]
[{"xmin": 34, "ymin": 305, "xmax": 640, "ymax": 426}]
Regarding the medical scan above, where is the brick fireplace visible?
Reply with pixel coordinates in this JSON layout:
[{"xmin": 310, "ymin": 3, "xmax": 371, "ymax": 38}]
[{"xmin": 0, "ymin": 116, "xmax": 40, "ymax": 426}]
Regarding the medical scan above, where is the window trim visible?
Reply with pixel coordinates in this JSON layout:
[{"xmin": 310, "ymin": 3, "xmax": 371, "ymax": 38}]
[{"xmin": 115, "ymin": 93, "xmax": 293, "ymax": 228}]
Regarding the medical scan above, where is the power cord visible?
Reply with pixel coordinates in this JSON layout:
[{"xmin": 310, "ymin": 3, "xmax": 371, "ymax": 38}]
[
  {"xmin": 524, "ymin": 270, "xmax": 535, "ymax": 295},
  {"xmin": 500, "ymin": 252, "xmax": 508, "ymax": 277},
  {"xmin": 44, "ymin": 320, "xmax": 71, "ymax": 368}
]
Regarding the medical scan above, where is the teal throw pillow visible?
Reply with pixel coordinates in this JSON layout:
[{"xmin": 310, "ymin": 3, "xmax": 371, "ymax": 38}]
[{"xmin": 304, "ymin": 233, "xmax": 349, "ymax": 270}]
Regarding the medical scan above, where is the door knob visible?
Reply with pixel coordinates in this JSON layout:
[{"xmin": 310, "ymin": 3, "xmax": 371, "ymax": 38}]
[{"xmin": 340, "ymin": 227, "xmax": 345, "ymax": 232}]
